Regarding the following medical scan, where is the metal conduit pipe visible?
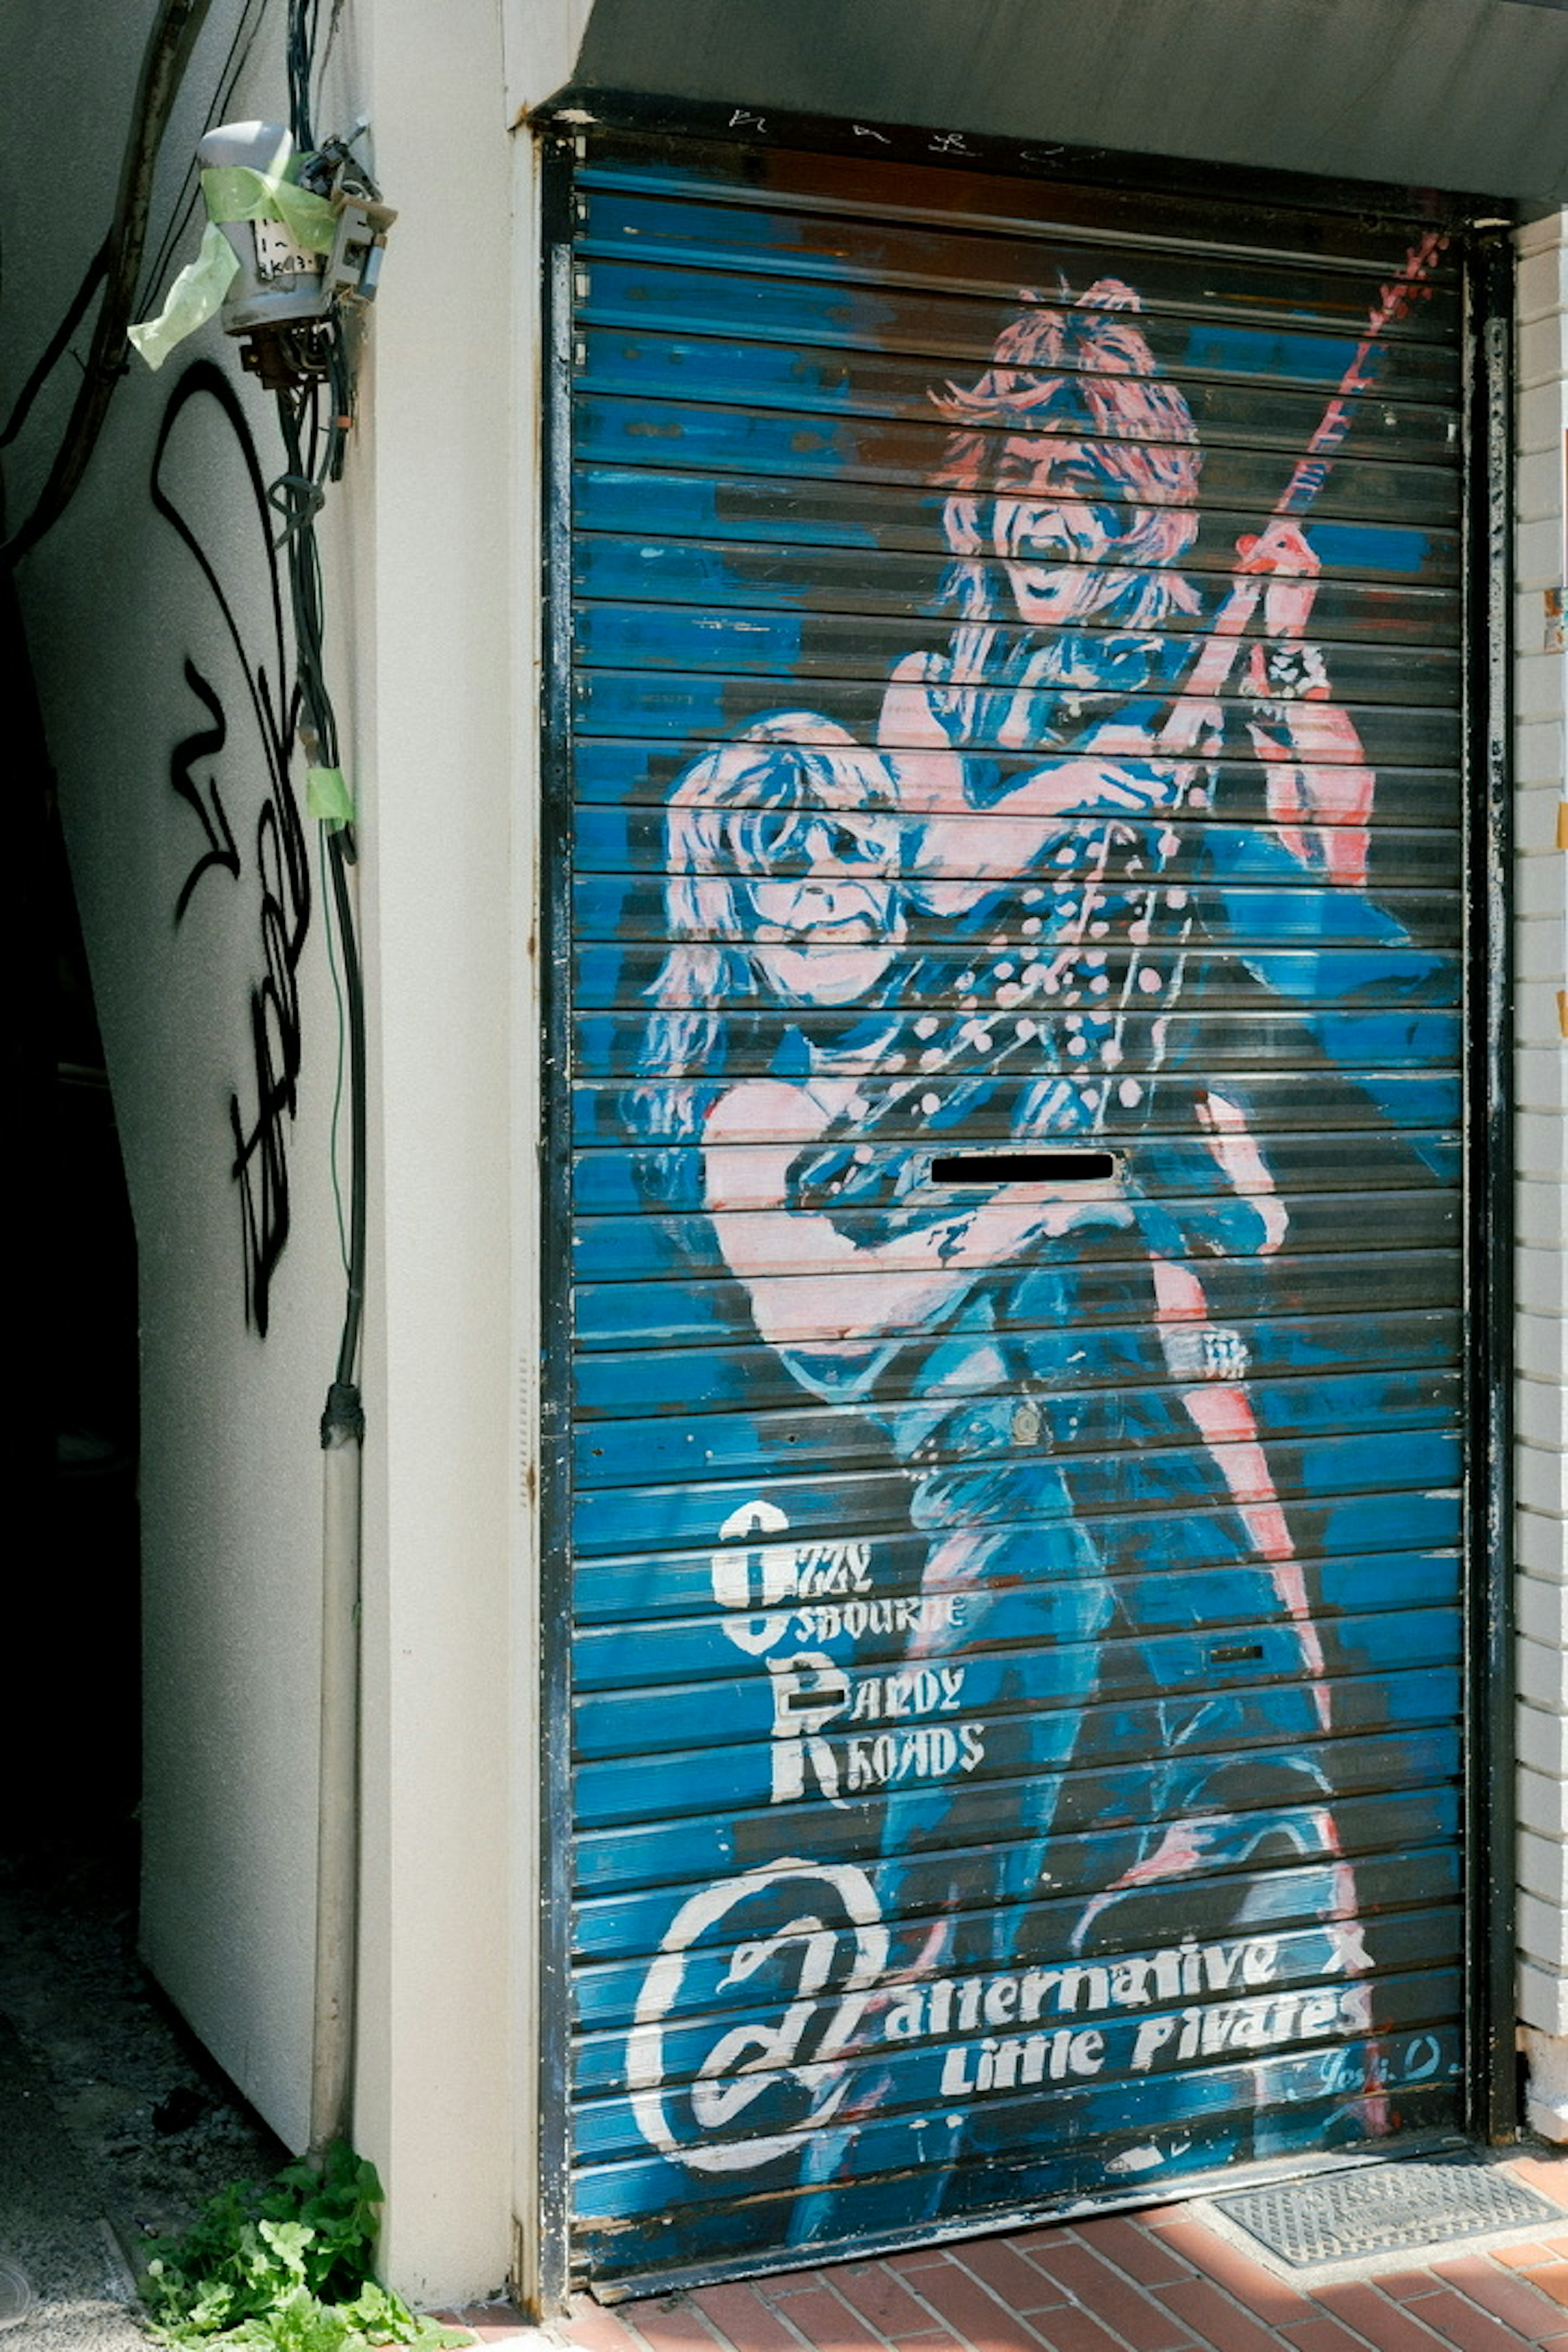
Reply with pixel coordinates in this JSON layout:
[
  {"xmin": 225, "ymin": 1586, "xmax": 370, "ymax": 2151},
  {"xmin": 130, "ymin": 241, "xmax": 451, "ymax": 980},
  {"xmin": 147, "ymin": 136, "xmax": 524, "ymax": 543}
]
[
  {"xmin": 309, "ymin": 821, "xmax": 368, "ymax": 2161},
  {"xmin": 310, "ymin": 1386, "xmax": 364, "ymax": 2158}
]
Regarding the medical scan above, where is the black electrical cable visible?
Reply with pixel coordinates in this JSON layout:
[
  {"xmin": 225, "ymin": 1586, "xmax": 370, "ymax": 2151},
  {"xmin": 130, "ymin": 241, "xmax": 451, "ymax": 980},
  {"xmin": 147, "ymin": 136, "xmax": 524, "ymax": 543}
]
[
  {"xmin": 139, "ymin": 0, "xmax": 272, "ymax": 321},
  {"xmin": 7, "ymin": 0, "xmax": 371, "ymax": 1410},
  {"xmin": 2, "ymin": 0, "xmax": 214, "ymax": 566},
  {"xmin": 286, "ymin": 0, "xmax": 324, "ymax": 154},
  {"xmin": 1, "ymin": 245, "xmax": 110, "ymax": 450},
  {"xmin": 274, "ymin": 361, "xmax": 366, "ymax": 1417},
  {"xmin": 2, "ymin": 0, "xmax": 273, "ymax": 519},
  {"xmin": 324, "ymin": 826, "xmax": 365, "ymax": 1392},
  {"xmin": 272, "ymin": 0, "xmax": 371, "ymax": 1414},
  {"xmin": 316, "ymin": 0, "xmax": 350, "ymax": 115}
]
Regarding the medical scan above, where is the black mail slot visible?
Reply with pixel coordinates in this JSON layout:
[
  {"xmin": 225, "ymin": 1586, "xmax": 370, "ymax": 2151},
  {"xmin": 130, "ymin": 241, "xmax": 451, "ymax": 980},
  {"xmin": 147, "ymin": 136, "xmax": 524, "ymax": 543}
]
[{"xmin": 931, "ymin": 1150, "xmax": 1119, "ymax": 1185}]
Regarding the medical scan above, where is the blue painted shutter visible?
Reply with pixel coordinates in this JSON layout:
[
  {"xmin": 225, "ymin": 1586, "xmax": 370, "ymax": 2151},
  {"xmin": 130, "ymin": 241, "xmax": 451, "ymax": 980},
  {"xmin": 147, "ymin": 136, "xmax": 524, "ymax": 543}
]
[{"xmin": 560, "ymin": 132, "xmax": 1470, "ymax": 2287}]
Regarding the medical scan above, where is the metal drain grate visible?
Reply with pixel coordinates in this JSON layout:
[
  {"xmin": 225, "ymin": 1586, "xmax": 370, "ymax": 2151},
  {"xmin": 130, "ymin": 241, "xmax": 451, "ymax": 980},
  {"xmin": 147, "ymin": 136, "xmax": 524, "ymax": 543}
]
[{"xmin": 1212, "ymin": 2160, "xmax": 1562, "ymax": 2267}]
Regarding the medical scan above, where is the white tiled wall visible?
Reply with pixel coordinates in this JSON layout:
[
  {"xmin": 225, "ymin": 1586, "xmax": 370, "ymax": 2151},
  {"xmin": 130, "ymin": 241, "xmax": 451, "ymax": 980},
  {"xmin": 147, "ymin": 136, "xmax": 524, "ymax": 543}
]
[{"xmin": 1515, "ymin": 213, "xmax": 1568, "ymax": 2133}]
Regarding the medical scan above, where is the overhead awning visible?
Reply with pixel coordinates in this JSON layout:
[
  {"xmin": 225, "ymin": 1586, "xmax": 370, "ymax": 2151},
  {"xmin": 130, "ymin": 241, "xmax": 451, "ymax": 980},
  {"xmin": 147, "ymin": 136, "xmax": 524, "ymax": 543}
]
[{"xmin": 561, "ymin": 0, "xmax": 1568, "ymax": 209}]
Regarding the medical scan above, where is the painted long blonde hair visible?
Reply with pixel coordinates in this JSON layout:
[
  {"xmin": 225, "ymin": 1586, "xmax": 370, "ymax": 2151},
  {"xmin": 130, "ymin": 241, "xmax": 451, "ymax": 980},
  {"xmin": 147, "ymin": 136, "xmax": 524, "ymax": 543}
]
[
  {"xmin": 630, "ymin": 717, "xmax": 902, "ymax": 1158},
  {"xmin": 936, "ymin": 278, "xmax": 1203, "ymax": 653}
]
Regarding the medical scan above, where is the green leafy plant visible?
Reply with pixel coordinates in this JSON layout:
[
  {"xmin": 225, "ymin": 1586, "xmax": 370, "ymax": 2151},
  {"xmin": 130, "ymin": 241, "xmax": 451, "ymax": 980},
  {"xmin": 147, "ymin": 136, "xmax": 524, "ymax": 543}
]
[{"xmin": 138, "ymin": 2140, "xmax": 473, "ymax": 2350}]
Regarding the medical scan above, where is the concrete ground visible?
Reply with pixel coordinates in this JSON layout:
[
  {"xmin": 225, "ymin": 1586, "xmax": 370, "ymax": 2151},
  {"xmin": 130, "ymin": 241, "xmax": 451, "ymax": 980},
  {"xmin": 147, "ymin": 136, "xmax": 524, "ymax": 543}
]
[
  {"xmin": 0, "ymin": 1835, "xmax": 285, "ymax": 2350},
  {"xmin": 442, "ymin": 2152, "xmax": 1568, "ymax": 2352},
  {"xmin": 0, "ymin": 2006, "xmax": 145, "ymax": 2350}
]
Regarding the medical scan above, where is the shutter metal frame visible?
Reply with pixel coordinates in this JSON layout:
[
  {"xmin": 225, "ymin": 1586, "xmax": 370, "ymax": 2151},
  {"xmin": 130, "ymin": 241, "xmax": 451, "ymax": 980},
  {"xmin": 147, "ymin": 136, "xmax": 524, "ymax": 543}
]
[
  {"xmin": 531, "ymin": 111, "xmax": 1516, "ymax": 2312},
  {"xmin": 1460, "ymin": 227, "xmax": 1516, "ymax": 2150},
  {"xmin": 538, "ymin": 134, "xmax": 581, "ymax": 2324}
]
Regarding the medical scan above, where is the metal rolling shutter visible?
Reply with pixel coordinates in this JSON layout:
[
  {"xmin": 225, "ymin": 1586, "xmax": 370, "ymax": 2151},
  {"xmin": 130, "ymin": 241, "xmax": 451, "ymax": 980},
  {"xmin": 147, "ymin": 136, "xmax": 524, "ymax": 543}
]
[{"xmin": 553, "ymin": 129, "xmax": 1472, "ymax": 2287}]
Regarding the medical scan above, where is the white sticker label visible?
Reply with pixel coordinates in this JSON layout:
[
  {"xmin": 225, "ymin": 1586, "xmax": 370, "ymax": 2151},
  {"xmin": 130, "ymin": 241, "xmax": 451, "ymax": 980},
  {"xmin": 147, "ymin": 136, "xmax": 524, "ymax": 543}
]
[{"xmin": 253, "ymin": 219, "xmax": 321, "ymax": 283}]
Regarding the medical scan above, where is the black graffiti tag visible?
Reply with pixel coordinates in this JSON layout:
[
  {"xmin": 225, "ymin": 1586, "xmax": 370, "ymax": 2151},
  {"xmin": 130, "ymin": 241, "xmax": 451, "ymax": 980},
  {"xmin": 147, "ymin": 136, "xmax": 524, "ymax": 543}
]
[
  {"xmin": 151, "ymin": 360, "xmax": 311, "ymax": 1334},
  {"xmin": 169, "ymin": 657, "xmax": 241, "ymax": 921}
]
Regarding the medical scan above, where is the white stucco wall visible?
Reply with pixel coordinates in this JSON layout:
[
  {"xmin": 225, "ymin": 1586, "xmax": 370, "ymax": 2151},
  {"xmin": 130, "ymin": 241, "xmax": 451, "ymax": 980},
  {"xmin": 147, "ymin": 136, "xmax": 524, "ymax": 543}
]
[{"xmin": 1514, "ymin": 209, "xmax": 1568, "ymax": 2137}]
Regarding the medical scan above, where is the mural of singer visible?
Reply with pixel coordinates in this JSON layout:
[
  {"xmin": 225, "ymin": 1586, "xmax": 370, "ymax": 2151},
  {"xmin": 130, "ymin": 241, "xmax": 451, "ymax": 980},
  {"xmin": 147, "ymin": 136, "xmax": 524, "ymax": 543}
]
[{"xmin": 630, "ymin": 274, "xmax": 1451, "ymax": 2201}]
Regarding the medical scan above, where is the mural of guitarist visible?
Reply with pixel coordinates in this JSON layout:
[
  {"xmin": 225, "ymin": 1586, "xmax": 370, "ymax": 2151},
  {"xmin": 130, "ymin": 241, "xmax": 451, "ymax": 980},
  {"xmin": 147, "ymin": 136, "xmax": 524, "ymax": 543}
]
[{"xmin": 617, "ymin": 245, "xmax": 1459, "ymax": 2234}]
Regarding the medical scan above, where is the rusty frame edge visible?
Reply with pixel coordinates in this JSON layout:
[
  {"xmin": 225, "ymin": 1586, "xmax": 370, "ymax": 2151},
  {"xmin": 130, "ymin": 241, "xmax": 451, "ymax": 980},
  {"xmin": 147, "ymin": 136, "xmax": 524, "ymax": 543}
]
[
  {"xmin": 1461, "ymin": 223, "xmax": 1517, "ymax": 2146},
  {"xmin": 535, "ymin": 124, "xmax": 580, "ymax": 2319}
]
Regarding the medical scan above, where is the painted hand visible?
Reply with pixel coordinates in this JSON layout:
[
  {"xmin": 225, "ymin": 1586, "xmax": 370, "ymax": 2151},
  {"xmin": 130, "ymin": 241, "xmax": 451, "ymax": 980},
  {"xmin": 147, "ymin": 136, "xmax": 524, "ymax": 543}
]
[{"xmin": 1235, "ymin": 517, "xmax": 1320, "ymax": 641}]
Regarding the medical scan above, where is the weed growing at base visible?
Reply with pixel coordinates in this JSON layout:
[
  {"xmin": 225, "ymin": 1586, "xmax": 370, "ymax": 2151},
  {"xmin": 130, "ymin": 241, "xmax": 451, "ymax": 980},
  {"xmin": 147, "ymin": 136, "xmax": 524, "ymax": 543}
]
[{"xmin": 138, "ymin": 2139, "xmax": 472, "ymax": 2350}]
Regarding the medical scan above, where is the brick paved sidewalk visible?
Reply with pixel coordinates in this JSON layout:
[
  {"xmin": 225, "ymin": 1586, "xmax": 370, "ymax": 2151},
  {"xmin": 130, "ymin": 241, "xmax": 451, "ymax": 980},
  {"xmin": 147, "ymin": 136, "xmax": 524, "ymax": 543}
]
[{"xmin": 445, "ymin": 2153, "xmax": 1568, "ymax": 2352}]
